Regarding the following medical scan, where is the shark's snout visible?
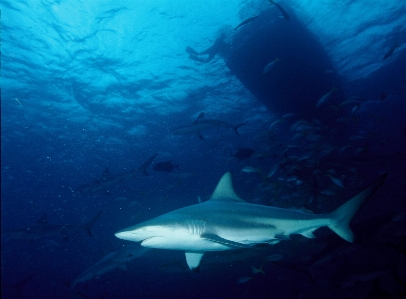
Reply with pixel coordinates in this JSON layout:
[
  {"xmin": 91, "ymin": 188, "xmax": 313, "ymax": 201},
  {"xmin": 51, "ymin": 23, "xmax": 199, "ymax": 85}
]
[
  {"xmin": 115, "ymin": 230, "xmax": 140, "ymax": 241},
  {"xmin": 115, "ymin": 224, "xmax": 162, "ymax": 242}
]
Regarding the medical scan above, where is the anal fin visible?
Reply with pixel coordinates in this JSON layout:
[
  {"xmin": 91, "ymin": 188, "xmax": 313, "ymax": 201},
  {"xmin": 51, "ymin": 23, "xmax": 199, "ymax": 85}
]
[{"xmin": 185, "ymin": 252, "xmax": 204, "ymax": 271}]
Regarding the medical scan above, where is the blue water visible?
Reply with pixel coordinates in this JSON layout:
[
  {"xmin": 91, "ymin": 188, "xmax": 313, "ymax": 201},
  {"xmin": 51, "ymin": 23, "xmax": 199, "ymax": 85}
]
[{"xmin": 2, "ymin": 1, "xmax": 406, "ymax": 298}]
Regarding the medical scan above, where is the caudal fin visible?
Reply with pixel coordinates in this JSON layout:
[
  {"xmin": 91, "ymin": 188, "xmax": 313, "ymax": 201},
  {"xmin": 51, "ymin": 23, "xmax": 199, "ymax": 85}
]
[
  {"xmin": 84, "ymin": 210, "xmax": 103, "ymax": 237},
  {"xmin": 328, "ymin": 174, "xmax": 387, "ymax": 242},
  {"xmin": 138, "ymin": 153, "xmax": 158, "ymax": 176}
]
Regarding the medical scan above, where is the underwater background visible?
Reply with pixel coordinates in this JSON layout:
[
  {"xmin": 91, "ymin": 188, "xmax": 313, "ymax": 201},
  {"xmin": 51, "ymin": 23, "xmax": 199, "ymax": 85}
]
[{"xmin": 1, "ymin": 0, "xmax": 406, "ymax": 298}]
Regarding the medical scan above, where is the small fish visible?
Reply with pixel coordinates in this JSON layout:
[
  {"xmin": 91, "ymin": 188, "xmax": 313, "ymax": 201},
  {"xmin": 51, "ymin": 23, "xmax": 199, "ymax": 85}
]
[
  {"xmin": 263, "ymin": 57, "xmax": 280, "ymax": 74},
  {"xmin": 269, "ymin": 119, "xmax": 282, "ymax": 130},
  {"xmin": 285, "ymin": 176, "xmax": 298, "ymax": 182},
  {"xmin": 241, "ymin": 166, "xmax": 261, "ymax": 174},
  {"xmin": 234, "ymin": 15, "xmax": 259, "ymax": 31},
  {"xmin": 238, "ymin": 276, "xmax": 253, "ymax": 284},
  {"xmin": 15, "ymin": 98, "xmax": 23, "ymax": 106},
  {"xmin": 316, "ymin": 88, "xmax": 337, "ymax": 107},
  {"xmin": 266, "ymin": 164, "xmax": 279, "ymax": 178},
  {"xmin": 251, "ymin": 264, "xmax": 265, "ymax": 274},
  {"xmin": 268, "ymin": 0, "xmax": 291, "ymax": 21},
  {"xmin": 327, "ymin": 174, "xmax": 344, "ymax": 188},
  {"xmin": 351, "ymin": 104, "xmax": 360, "ymax": 114},
  {"xmin": 383, "ymin": 43, "xmax": 398, "ymax": 60}
]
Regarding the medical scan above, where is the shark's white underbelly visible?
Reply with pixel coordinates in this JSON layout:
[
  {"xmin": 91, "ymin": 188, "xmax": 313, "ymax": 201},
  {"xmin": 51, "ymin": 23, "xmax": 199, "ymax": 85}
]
[{"xmin": 141, "ymin": 235, "xmax": 231, "ymax": 251}]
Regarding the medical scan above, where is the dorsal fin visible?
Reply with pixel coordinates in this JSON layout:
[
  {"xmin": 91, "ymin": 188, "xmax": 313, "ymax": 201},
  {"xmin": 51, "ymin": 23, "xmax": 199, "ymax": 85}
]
[{"xmin": 209, "ymin": 172, "xmax": 245, "ymax": 202}]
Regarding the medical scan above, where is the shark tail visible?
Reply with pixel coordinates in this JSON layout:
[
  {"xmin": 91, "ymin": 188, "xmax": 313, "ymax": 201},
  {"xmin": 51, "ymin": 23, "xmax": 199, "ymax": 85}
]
[
  {"xmin": 327, "ymin": 174, "xmax": 387, "ymax": 242},
  {"xmin": 233, "ymin": 122, "xmax": 247, "ymax": 136},
  {"xmin": 138, "ymin": 153, "xmax": 158, "ymax": 176},
  {"xmin": 84, "ymin": 210, "xmax": 103, "ymax": 237}
]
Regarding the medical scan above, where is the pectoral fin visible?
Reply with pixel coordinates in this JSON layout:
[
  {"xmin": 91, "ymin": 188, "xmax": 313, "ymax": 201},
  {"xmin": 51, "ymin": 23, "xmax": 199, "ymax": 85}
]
[
  {"xmin": 185, "ymin": 252, "xmax": 204, "ymax": 271},
  {"xmin": 201, "ymin": 233, "xmax": 250, "ymax": 248}
]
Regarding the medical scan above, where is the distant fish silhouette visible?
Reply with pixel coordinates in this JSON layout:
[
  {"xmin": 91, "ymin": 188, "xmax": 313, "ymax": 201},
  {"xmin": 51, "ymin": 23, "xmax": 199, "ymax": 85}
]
[
  {"xmin": 75, "ymin": 153, "xmax": 157, "ymax": 193},
  {"xmin": 383, "ymin": 43, "xmax": 398, "ymax": 60},
  {"xmin": 238, "ymin": 276, "xmax": 253, "ymax": 283},
  {"xmin": 172, "ymin": 112, "xmax": 247, "ymax": 139},
  {"xmin": 2, "ymin": 211, "xmax": 103, "ymax": 242},
  {"xmin": 263, "ymin": 56, "xmax": 281, "ymax": 74},
  {"xmin": 233, "ymin": 148, "xmax": 255, "ymax": 161},
  {"xmin": 153, "ymin": 161, "xmax": 179, "ymax": 173},
  {"xmin": 185, "ymin": 46, "xmax": 199, "ymax": 55},
  {"xmin": 72, "ymin": 245, "xmax": 149, "ymax": 289},
  {"xmin": 234, "ymin": 15, "xmax": 259, "ymax": 31},
  {"xmin": 316, "ymin": 87, "xmax": 337, "ymax": 108}
]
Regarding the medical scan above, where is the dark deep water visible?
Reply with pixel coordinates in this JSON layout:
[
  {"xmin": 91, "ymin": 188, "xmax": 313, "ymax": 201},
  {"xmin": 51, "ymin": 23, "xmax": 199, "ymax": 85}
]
[{"xmin": 1, "ymin": 1, "xmax": 406, "ymax": 298}]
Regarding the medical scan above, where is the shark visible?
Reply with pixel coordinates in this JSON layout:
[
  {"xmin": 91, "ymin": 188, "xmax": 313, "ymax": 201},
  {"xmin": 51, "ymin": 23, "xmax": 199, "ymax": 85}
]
[
  {"xmin": 172, "ymin": 113, "xmax": 247, "ymax": 139},
  {"xmin": 115, "ymin": 172, "xmax": 386, "ymax": 271},
  {"xmin": 75, "ymin": 153, "xmax": 158, "ymax": 193},
  {"xmin": 71, "ymin": 245, "xmax": 149, "ymax": 289},
  {"xmin": 2, "ymin": 273, "xmax": 35, "ymax": 299},
  {"xmin": 2, "ymin": 211, "xmax": 102, "ymax": 242}
]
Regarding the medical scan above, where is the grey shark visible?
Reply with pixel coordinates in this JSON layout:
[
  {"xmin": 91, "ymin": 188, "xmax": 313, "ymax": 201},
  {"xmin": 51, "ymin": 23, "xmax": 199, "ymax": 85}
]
[
  {"xmin": 115, "ymin": 172, "xmax": 386, "ymax": 271},
  {"xmin": 71, "ymin": 245, "xmax": 149, "ymax": 288},
  {"xmin": 2, "ymin": 211, "xmax": 102, "ymax": 242},
  {"xmin": 75, "ymin": 153, "xmax": 158, "ymax": 193},
  {"xmin": 172, "ymin": 113, "xmax": 247, "ymax": 139}
]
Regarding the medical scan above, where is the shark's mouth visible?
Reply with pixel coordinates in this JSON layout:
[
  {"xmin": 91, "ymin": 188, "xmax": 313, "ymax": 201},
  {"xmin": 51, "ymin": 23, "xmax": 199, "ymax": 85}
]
[{"xmin": 140, "ymin": 236, "xmax": 162, "ymax": 246}]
